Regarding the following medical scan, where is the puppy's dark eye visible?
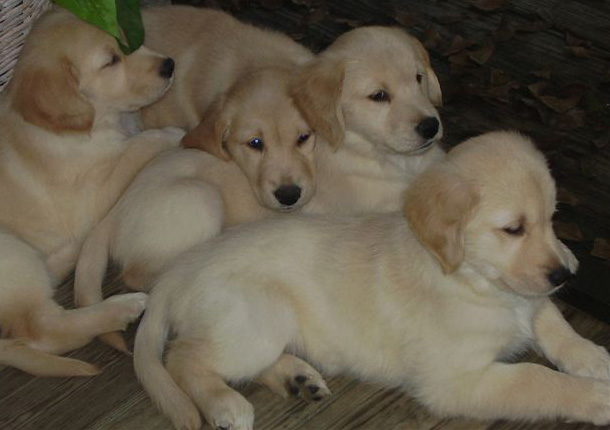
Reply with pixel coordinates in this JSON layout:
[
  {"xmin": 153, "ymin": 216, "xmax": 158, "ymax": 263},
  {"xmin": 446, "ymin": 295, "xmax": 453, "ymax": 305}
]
[
  {"xmin": 105, "ymin": 54, "xmax": 120, "ymax": 68},
  {"xmin": 416, "ymin": 73, "xmax": 423, "ymax": 84},
  {"xmin": 248, "ymin": 137, "xmax": 264, "ymax": 151},
  {"xmin": 297, "ymin": 133, "xmax": 310, "ymax": 146},
  {"xmin": 368, "ymin": 90, "xmax": 391, "ymax": 103},
  {"xmin": 503, "ymin": 224, "xmax": 525, "ymax": 236}
]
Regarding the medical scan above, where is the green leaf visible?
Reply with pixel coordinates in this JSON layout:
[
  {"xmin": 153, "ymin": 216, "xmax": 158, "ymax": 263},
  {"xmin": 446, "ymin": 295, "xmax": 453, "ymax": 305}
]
[{"xmin": 52, "ymin": 0, "xmax": 144, "ymax": 54}]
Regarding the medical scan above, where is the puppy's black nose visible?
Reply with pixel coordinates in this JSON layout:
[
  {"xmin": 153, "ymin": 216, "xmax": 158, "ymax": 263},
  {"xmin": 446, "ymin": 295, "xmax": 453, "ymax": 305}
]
[
  {"xmin": 415, "ymin": 117, "xmax": 440, "ymax": 140},
  {"xmin": 274, "ymin": 185, "xmax": 302, "ymax": 207},
  {"xmin": 547, "ymin": 266, "xmax": 571, "ymax": 287},
  {"xmin": 159, "ymin": 58, "xmax": 175, "ymax": 79}
]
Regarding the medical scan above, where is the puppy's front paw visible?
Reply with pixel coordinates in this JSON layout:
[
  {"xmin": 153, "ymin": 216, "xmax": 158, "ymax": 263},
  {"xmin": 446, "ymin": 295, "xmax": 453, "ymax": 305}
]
[
  {"xmin": 161, "ymin": 126, "xmax": 187, "ymax": 140},
  {"xmin": 203, "ymin": 389, "xmax": 254, "ymax": 430},
  {"xmin": 105, "ymin": 292, "xmax": 148, "ymax": 328},
  {"xmin": 557, "ymin": 339, "xmax": 610, "ymax": 380},
  {"xmin": 582, "ymin": 381, "xmax": 610, "ymax": 426}
]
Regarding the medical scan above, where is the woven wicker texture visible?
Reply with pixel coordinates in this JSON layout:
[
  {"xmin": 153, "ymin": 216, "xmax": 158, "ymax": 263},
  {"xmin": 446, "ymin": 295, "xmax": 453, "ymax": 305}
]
[{"xmin": 0, "ymin": 0, "xmax": 52, "ymax": 91}]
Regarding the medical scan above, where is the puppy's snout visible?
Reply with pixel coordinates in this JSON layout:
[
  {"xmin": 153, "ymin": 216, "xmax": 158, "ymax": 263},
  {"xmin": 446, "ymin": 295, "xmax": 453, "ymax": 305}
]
[
  {"xmin": 415, "ymin": 117, "xmax": 440, "ymax": 140},
  {"xmin": 274, "ymin": 184, "xmax": 302, "ymax": 207},
  {"xmin": 547, "ymin": 266, "xmax": 571, "ymax": 287},
  {"xmin": 159, "ymin": 58, "xmax": 175, "ymax": 79}
]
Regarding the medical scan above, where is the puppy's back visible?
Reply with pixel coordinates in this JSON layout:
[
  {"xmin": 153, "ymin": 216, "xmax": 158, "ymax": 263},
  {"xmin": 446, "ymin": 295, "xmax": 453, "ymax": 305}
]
[{"xmin": 140, "ymin": 6, "xmax": 313, "ymax": 129}]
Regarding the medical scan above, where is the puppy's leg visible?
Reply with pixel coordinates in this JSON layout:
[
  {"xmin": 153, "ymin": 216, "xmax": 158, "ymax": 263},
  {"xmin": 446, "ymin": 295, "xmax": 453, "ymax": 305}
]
[
  {"xmin": 256, "ymin": 354, "xmax": 330, "ymax": 401},
  {"xmin": 166, "ymin": 340, "xmax": 255, "ymax": 430},
  {"xmin": 0, "ymin": 339, "xmax": 99, "ymax": 377},
  {"xmin": 534, "ymin": 299, "xmax": 610, "ymax": 380},
  {"xmin": 32, "ymin": 293, "xmax": 147, "ymax": 354},
  {"xmin": 424, "ymin": 362, "xmax": 610, "ymax": 425},
  {"xmin": 46, "ymin": 242, "xmax": 81, "ymax": 281}
]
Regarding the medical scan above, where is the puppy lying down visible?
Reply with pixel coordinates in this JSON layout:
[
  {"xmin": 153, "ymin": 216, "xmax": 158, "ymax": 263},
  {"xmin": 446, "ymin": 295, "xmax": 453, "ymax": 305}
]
[{"xmin": 134, "ymin": 131, "xmax": 610, "ymax": 430}]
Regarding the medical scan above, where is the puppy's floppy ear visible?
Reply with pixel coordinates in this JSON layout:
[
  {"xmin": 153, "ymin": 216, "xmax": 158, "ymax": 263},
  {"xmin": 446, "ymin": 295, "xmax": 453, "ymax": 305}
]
[
  {"xmin": 290, "ymin": 59, "xmax": 345, "ymax": 150},
  {"xmin": 10, "ymin": 57, "xmax": 94, "ymax": 133},
  {"xmin": 405, "ymin": 163, "xmax": 478, "ymax": 274},
  {"xmin": 413, "ymin": 39, "xmax": 442, "ymax": 107},
  {"xmin": 181, "ymin": 98, "xmax": 232, "ymax": 161}
]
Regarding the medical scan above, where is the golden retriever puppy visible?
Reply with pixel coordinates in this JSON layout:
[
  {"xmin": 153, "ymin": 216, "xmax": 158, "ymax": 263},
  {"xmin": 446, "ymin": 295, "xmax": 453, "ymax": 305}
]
[
  {"xmin": 138, "ymin": 5, "xmax": 314, "ymax": 132},
  {"xmin": 75, "ymin": 23, "xmax": 444, "ymax": 350},
  {"xmin": 292, "ymin": 25, "xmax": 445, "ymax": 214},
  {"xmin": 74, "ymin": 68, "xmax": 314, "ymax": 329},
  {"xmin": 134, "ymin": 131, "xmax": 610, "ymax": 430},
  {"xmin": 0, "ymin": 9, "xmax": 183, "ymax": 376}
]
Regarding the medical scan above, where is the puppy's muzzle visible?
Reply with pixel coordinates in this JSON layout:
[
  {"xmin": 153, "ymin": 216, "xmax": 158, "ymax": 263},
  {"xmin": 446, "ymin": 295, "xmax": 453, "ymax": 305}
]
[
  {"xmin": 274, "ymin": 184, "xmax": 302, "ymax": 207},
  {"xmin": 159, "ymin": 58, "xmax": 175, "ymax": 79},
  {"xmin": 415, "ymin": 117, "xmax": 440, "ymax": 141},
  {"xmin": 547, "ymin": 266, "xmax": 572, "ymax": 287}
]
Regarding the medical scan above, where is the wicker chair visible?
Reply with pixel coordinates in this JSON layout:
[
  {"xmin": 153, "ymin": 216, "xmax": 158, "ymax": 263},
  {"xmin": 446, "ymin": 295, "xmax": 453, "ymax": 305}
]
[{"xmin": 0, "ymin": 0, "xmax": 52, "ymax": 91}]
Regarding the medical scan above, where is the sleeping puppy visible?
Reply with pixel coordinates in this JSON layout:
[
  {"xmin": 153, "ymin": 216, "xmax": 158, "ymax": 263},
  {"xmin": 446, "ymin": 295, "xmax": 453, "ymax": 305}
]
[
  {"xmin": 139, "ymin": 5, "xmax": 314, "ymax": 132},
  {"xmin": 0, "ymin": 9, "xmax": 183, "ymax": 376},
  {"xmin": 134, "ymin": 131, "xmax": 610, "ymax": 430}
]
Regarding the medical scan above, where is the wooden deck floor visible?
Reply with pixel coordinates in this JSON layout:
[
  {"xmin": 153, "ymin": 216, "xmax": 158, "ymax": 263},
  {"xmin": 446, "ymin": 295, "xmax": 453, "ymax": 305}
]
[
  {"xmin": 2, "ymin": 0, "xmax": 610, "ymax": 429},
  {"xmin": 1, "ymin": 272, "xmax": 609, "ymax": 430}
]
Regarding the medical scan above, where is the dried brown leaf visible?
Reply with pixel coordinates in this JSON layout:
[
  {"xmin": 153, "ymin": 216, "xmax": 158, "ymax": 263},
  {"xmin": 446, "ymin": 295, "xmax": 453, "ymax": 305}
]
[
  {"xmin": 484, "ymin": 81, "xmax": 519, "ymax": 102},
  {"xmin": 470, "ymin": 0, "xmax": 506, "ymax": 12},
  {"xmin": 557, "ymin": 188, "xmax": 579, "ymax": 206},
  {"xmin": 490, "ymin": 68, "xmax": 510, "ymax": 86},
  {"xmin": 553, "ymin": 221, "xmax": 584, "ymax": 242},
  {"xmin": 443, "ymin": 35, "xmax": 476, "ymax": 56},
  {"xmin": 592, "ymin": 238, "xmax": 610, "ymax": 261},
  {"xmin": 493, "ymin": 15, "xmax": 515, "ymax": 42},
  {"xmin": 568, "ymin": 46, "xmax": 592, "ymax": 58},
  {"xmin": 422, "ymin": 24, "xmax": 442, "ymax": 51},
  {"xmin": 530, "ymin": 64, "xmax": 553, "ymax": 79},
  {"xmin": 538, "ymin": 94, "xmax": 582, "ymax": 113},
  {"xmin": 468, "ymin": 41, "xmax": 495, "ymax": 65},
  {"xmin": 528, "ymin": 81, "xmax": 548, "ymax": 97},
  {"xmin": 394, "ymin": 11, "xmax": 418, "ymax": 27},
  {"xmin": 449, "ymin": 50, "xmax": 473, "ymax": 66},
  {"xmin": 555, "ymin": 108, "xmax": 587, "ymax": 130}
]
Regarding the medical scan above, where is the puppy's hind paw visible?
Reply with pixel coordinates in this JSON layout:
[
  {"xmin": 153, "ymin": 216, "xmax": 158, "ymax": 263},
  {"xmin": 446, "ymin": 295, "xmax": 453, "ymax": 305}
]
[
  {"xmin": 105, "ymin": 292, "xmax": 148, "ymax": 328},
  {"xmin": 257, "ymin": 354, "xmax": 330, "ymax": 402}
]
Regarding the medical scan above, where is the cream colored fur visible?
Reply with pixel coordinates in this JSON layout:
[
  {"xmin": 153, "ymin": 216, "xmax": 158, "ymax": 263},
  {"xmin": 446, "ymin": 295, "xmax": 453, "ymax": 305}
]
[
  {"xmin": 74, "ymin": 23, "xmax": 445, "ymax": 338},
  {"xmin": 0, "ymin": 9, "xmax": 183, "ymax": 376},
  {"xmin": 134, "ymin": 132, "xmax": 610, "ymax": 430}
]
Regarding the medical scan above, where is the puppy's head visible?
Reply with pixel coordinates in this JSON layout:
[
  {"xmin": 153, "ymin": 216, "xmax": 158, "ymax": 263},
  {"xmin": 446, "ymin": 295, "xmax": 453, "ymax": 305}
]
[
  {"xmin": 291, "ymin": 26, "xmax": 442, "ymax": 153},
  {"xmin": 182, "ymin": 68, "xmax": 316, "ymax": 211},
  {"xmin": 406, "ymin": 131, "xmax": 577, "ymax": 297},
  {"xmin": 6, "ymin": 9, "xmax": 174, "ymax": 133}
]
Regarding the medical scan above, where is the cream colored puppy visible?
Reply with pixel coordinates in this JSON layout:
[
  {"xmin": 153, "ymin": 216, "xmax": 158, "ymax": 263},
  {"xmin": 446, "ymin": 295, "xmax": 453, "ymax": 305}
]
[
  {"xmin": 134, "ymin": 131, "xmax": 610, "ymax": 430},
  {"xmin": 139, "ymin": 5, "xmax": 314, "ymax": 131},
  {"xmin": 0, "ymin": 9, "xmax": 183, "ymax": 376},
  {"xmin": 75, "ymin": 24, "xmax": 443, "ymax": 300},
  {"xmin": 292, "ymin": 25, "xmax": 445, "ymax": 214}
]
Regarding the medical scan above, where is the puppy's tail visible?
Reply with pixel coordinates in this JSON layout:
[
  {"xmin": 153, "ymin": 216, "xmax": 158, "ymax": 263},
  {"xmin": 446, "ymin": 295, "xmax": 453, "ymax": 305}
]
[
  {"xmin": 74, "ymin": 216, "xmax": 128, "ymax": 352},
  {"xmin": 0, "ymin": 339, "xmax": 100, "ymax": 377},
  {"xmin": 134, "ymin": 288, "xmax": 201, "ymax": 430}
]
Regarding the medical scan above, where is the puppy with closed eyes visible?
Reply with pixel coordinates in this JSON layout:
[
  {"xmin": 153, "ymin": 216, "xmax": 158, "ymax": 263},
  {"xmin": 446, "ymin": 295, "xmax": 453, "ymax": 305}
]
[
  {"xmin": 134, "ymin": 131, "xmax": 610, "ymax": 430},
  {"xmin": 0, "ymin": 9, "xmax": 182, "ymax": 376}
]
